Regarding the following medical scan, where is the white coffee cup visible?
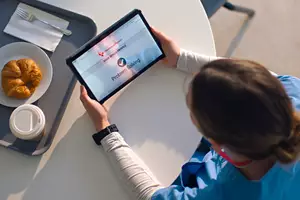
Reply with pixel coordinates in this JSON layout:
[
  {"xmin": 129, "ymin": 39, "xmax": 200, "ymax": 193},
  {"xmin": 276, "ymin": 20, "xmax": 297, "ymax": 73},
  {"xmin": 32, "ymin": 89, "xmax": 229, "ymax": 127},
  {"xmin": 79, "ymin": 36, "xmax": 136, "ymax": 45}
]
[{"xmin": 9, "ymin": 104, "xmax": 45, "ymax": 140}]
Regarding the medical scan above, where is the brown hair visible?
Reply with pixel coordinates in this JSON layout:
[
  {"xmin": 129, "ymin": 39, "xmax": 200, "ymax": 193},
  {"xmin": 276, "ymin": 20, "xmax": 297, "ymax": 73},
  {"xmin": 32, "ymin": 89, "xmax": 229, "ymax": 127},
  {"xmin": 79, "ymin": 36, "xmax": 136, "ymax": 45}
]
[{"xmin": 191, "ymin": 59, "xmax": 300, "ymax": 164}]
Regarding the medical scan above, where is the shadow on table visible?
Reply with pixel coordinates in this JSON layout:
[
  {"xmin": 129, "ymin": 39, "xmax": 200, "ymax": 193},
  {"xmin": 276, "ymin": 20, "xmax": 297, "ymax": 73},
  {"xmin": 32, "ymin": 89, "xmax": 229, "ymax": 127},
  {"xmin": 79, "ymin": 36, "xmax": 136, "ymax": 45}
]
[
  {"xmin": 22, "ymin": 113, "xmax": 130, "ymax": 200},
  {"xmin": 0, "ymin": 149, "xmax": 41, "ymax": 200}
]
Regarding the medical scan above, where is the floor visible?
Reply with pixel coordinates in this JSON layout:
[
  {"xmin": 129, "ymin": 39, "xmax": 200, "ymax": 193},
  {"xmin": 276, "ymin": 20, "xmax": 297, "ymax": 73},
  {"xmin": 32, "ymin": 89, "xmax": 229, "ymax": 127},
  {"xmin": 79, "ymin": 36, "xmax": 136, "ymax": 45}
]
[{"xmin": 209, "ymin": 0, "xmax": 300, "ymax": 77}]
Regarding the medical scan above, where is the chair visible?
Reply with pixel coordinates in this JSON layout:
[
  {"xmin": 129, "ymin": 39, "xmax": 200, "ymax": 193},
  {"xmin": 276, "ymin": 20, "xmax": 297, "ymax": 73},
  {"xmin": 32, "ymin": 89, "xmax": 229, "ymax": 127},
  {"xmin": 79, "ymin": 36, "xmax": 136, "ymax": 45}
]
[{"xmin": 201, "ymin": 0, "xmax": 255, "ymax": 57}]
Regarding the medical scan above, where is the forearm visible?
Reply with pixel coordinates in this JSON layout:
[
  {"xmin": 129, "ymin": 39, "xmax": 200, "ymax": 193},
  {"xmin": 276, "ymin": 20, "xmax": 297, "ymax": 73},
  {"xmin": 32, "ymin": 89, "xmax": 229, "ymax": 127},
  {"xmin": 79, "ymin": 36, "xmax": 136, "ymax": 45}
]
[
  {"xmin": 101, "ymin": 132, "xmax": 163, "ymax": 200},
  {"xmin": 177, "ymin": 49, "xmax": 220, "ymax": 74},
  {"xmin": 176, "ymin": 49, "xmax": 279, "ymax": 77}
]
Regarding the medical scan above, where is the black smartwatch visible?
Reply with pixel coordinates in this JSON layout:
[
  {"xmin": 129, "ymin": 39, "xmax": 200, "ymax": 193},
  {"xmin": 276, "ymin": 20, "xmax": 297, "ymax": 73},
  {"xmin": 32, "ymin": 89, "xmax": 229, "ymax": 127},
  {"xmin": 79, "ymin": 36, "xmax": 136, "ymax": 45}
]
[{"xmin": 92, "ymin": 124, "xmax": 119, "ymax": 145}]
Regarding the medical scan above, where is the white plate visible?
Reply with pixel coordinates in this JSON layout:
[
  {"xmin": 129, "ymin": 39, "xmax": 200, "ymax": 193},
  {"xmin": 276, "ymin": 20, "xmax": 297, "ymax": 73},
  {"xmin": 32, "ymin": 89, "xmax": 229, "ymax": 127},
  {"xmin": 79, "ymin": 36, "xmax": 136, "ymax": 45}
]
[{"xmin": 0, "ymin": 42, "xmax": 53, "ymax": 107}]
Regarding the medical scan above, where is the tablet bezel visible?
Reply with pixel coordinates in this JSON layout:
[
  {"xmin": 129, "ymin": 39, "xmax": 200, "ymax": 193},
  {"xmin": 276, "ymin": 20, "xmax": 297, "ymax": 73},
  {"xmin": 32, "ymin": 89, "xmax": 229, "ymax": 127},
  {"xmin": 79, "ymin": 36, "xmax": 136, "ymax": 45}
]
[{"xmin": 66, "ymin": 9, "xmax": 165, "ymax": 104}]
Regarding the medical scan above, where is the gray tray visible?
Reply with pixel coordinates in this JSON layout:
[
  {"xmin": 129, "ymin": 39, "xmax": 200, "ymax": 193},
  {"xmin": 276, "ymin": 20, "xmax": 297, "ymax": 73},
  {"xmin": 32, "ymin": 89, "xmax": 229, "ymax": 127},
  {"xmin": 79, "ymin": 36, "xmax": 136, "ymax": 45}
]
[{"xmin": 0, "ymin": 0, "xmax": 97, "ymax": 155}]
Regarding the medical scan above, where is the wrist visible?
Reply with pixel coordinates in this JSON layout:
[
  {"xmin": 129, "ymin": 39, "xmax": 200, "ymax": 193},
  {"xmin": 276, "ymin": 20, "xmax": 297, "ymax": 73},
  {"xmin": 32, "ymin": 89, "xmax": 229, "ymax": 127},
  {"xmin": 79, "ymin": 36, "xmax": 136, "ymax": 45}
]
[
  {"xmin": 170, "ymin": 49, "xmax": 180, "ymax": 68},
  {"xmin": 95, "ymin": 120, "xmax": 111, "ymax": 132},
  {"xmin": 92, "ymin": 124, "xmax": 119, "ymax": 146}
]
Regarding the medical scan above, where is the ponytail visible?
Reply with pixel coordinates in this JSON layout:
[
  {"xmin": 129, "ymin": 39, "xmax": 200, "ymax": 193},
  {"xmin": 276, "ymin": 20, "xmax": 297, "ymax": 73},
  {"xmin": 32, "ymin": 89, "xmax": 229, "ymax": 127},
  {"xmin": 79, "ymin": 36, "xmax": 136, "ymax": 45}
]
[{"xmin": 274, "ymin": 113, "xmax": 300, "ymax": 164}]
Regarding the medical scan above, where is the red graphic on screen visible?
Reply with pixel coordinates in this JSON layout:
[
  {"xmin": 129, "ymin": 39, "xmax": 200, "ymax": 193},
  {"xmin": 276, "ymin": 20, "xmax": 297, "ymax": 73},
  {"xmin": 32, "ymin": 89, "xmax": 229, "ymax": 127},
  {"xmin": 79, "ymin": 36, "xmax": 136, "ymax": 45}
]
[{"xmin": 98, "ymin": 52, "xmax": 104, "ymax": 57}]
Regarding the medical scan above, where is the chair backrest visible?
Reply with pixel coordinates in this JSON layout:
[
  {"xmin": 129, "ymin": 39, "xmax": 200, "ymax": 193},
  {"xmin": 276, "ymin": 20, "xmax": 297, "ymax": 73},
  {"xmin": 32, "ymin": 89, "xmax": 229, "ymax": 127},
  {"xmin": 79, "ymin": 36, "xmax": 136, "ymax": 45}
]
[{"xmin": 201, "ymin": 0, "xmax": 226, "ymax": 18}]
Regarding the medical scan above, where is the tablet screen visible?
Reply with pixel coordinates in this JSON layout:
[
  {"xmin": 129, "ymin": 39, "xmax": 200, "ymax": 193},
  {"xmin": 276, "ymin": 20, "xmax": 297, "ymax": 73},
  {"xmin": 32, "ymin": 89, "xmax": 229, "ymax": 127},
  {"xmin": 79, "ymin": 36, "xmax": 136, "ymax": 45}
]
[{"xmin": 72, "ymin": 14, "xmax": 163, "ymax": 101}]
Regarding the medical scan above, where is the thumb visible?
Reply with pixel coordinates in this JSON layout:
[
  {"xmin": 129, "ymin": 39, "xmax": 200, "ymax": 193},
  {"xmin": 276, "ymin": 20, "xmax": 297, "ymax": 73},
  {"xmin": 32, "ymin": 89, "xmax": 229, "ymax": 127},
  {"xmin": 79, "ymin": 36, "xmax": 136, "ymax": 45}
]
[
  {"xmin": 151, "ymin": 27, "xmax": 169, "ymax": 42},
  {"xmin": 80, "ymin": 85, "xmax": 90, "ymax": 101}
]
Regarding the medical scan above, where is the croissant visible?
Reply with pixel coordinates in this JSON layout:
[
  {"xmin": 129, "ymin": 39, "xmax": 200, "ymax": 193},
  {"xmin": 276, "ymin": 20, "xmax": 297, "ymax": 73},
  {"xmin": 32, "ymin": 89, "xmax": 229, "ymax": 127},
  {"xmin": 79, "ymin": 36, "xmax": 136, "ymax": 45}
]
[{"xmin": 1, "ymin": 59, "xmax": 42, "ymax": 99}]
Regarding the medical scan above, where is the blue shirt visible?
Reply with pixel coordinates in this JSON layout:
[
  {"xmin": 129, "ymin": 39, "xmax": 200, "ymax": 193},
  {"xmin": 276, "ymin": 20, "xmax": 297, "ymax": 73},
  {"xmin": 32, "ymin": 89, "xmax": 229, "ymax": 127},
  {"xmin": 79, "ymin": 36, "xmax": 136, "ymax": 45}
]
[{"xmin": 152, "ymin": 75, "xmax": 300, "ymax": 200}]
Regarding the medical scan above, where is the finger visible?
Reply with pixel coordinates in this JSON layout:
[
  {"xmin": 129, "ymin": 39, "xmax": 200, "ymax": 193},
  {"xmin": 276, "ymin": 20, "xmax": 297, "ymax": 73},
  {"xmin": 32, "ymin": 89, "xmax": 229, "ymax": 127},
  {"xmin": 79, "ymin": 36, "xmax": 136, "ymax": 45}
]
[
  {"xmin": 151, "ymin": 27, "xmax": 162, "ymax": 38},
  {"xmin": 151, "ymin": 26, "xmax": 169, "ymax": 42},
  {"xmin": 80, "ymin": 85, "xmax": 87, "ymax": 96},
  {"xmin": 80, "ymin": 85, "xmax": 90, "ymax": 102}
]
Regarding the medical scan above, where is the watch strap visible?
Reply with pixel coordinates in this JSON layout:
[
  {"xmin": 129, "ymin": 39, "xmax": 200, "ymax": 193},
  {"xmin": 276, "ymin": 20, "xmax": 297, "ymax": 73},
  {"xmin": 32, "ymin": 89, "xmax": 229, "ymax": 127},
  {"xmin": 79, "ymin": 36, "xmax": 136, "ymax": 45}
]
[{"xmin": 92, "ymin": 124, "xmax": 118, "ymax": 145}]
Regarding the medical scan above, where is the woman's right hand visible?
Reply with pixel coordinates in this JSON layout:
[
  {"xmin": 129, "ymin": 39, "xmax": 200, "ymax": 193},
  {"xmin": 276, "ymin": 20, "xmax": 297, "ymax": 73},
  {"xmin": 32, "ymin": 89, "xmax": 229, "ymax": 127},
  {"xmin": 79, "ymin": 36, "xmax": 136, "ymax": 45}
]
[
  {"xmin": 80, "ymin": 85, "xmax": 110, "ymax": 132},
  {"xmin": 151, "ymin": 27, "xmax": 180, "ymax": 68}
]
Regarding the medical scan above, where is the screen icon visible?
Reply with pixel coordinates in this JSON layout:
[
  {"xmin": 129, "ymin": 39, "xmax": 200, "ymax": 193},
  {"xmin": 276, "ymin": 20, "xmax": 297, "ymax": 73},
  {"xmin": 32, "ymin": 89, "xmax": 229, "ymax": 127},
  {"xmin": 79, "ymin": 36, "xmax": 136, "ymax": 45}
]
[{"xmin": 117, "ymin": 58, "xmax": 127, "ymax": 67}]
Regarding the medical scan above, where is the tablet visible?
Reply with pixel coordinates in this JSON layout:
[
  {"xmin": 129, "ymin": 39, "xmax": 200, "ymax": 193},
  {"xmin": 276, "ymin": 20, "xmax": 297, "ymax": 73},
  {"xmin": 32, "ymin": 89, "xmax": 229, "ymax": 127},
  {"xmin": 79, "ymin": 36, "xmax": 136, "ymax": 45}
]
[{"xmin": 66, "ymin": 9, "xmax": 165, "ymax": 103}]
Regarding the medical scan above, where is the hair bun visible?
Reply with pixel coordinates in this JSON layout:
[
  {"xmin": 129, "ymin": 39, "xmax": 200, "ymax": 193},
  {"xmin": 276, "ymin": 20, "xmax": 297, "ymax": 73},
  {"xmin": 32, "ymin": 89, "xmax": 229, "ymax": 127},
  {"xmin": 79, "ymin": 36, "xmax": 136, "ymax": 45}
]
[{"xmin": 274, "ymin": 113, "xmax": 300, "ymax": 164}]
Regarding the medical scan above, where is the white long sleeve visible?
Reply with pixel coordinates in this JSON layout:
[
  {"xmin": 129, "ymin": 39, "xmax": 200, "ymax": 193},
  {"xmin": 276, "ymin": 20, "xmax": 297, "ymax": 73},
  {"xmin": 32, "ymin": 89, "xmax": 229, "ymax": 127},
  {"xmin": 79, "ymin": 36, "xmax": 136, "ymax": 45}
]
[
  {"xmin": 101, "ymin": 50, "xmax": 219, "ymax": 199},
  {"xmin": 177, "ymin": 49, "xmax": 219, "ymax": 73},
  {"xmin": 177, "ymin": 49, "xmax": 278, "ymax": 76},
  {"xmin": 101, "ymin": 132, "xmax": 163, "ymax": 200}
]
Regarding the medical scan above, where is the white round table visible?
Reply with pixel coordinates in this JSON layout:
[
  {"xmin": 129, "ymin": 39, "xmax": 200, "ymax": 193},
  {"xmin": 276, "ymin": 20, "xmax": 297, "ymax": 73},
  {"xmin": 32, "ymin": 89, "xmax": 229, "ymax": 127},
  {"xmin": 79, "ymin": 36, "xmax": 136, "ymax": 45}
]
[{"xmin": 0, "ymin": 0, "xmax": 215, "ymax": 199}]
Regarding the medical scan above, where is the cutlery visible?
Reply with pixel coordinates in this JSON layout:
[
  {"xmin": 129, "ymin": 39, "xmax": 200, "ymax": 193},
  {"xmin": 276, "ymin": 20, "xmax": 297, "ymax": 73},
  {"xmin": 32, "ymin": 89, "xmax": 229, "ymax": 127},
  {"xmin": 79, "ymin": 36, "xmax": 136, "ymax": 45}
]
[{"xmin": 16, "ymin": 8, "xmax": 72, "ymax": 36}]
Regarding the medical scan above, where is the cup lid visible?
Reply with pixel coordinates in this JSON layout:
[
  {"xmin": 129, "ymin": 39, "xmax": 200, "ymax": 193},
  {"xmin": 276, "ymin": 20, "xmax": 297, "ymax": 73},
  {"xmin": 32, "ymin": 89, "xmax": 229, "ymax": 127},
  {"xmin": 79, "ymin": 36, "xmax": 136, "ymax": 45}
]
[{"xmin": 9, "ymin": 104, "xmax": 45, "ymax": 140}]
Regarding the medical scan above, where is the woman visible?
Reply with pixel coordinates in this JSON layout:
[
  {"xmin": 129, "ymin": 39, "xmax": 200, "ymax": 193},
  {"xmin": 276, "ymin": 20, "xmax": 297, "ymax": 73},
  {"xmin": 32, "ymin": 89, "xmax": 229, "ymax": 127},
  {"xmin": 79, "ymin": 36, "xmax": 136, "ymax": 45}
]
[{"xmin": 80, "ymin": 29, "xmax": 300, "ymax": 200}]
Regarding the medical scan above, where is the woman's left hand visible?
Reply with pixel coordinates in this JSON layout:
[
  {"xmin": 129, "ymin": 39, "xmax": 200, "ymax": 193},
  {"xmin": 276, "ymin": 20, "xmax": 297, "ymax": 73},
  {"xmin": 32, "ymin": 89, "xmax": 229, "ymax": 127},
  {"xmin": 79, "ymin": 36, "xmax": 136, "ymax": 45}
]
[
  {"xmin": 151, "ymin": 27, "xmax": 180, "ymax": 68},
  {"xmin": 80, "ymin": 85, "xmax": 110, "ymax": 132}
]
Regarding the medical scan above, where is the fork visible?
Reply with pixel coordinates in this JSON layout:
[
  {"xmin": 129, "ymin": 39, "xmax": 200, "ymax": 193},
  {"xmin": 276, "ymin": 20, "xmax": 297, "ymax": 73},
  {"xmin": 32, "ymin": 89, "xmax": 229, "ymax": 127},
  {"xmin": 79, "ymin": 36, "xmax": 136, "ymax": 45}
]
[{"xmin": 16, "ymin": 8, "xmax": 72, "ymax": 36}]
